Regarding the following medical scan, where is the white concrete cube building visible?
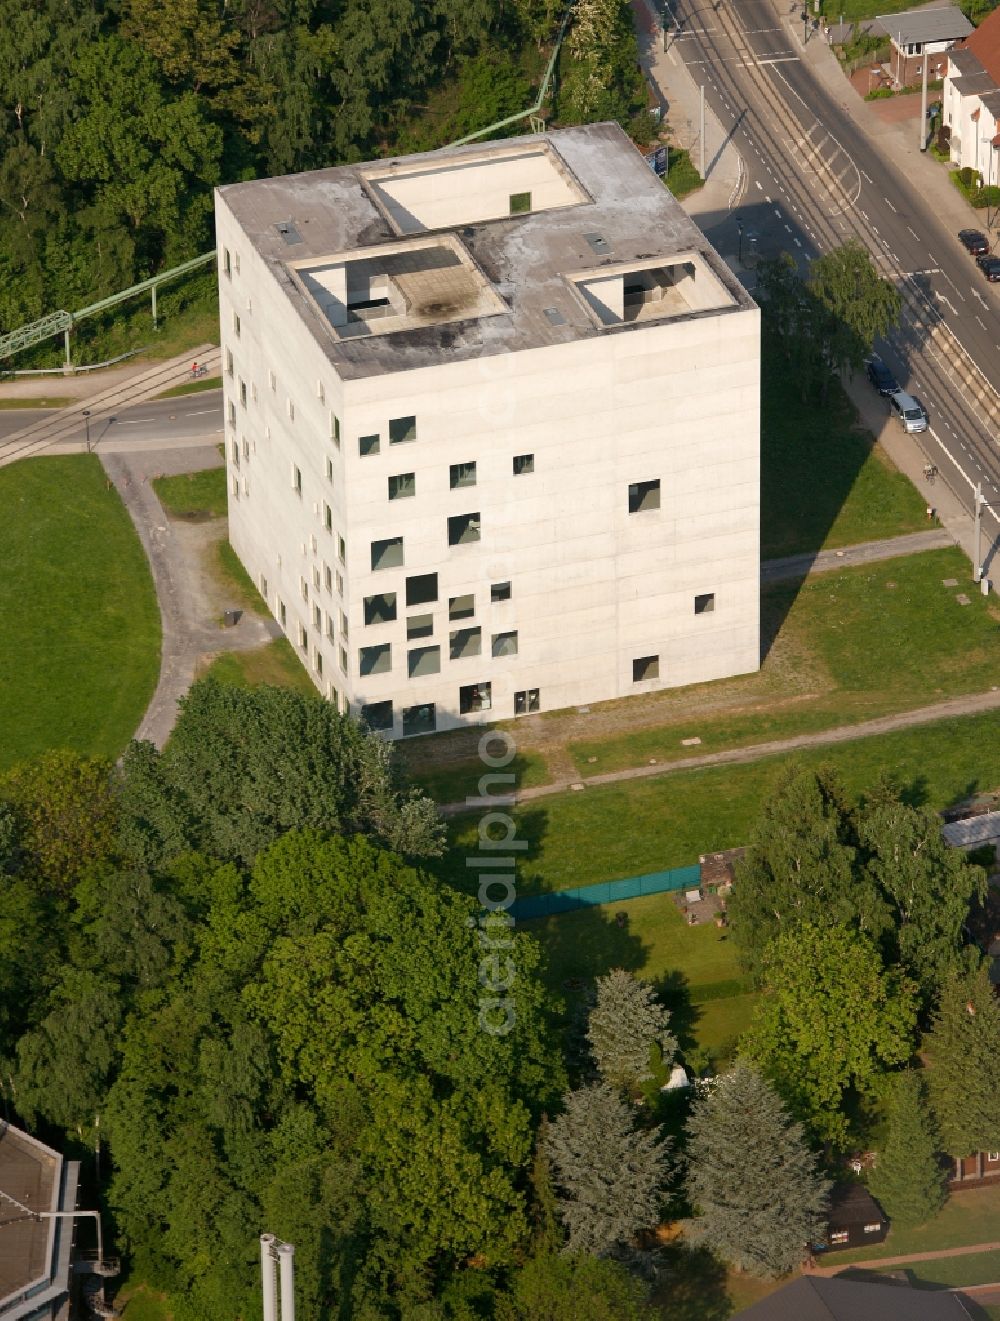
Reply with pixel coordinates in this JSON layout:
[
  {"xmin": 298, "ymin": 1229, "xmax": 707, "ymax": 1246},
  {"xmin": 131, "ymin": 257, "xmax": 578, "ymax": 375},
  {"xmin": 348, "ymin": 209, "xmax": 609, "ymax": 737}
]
[{"xmin": 215, "ymin": 123, "xmax": 760, "ymax": 738}]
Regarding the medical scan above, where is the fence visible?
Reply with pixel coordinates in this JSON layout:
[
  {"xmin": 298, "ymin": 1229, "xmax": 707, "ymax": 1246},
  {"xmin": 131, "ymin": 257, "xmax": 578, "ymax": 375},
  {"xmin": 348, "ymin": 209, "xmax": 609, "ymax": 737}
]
[{"xmin": 512, "ymin": 862, "xmax": 702, "ymax": 921}]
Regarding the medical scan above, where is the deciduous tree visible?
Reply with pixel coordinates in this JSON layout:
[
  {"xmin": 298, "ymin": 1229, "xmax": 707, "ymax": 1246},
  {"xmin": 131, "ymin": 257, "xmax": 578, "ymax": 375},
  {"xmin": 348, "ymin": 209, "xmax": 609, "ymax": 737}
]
[{"xmin": 684, "ymin": 1062, "xmax": 830, "ymax": 1278}]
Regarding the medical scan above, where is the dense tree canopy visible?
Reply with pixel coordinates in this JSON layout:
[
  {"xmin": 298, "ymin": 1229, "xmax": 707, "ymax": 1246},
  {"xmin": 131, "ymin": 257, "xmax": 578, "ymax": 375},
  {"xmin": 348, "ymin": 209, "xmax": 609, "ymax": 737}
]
[
  {"xmin": 868, "ymin": 1071, "xmax": 946, "ymax": 1229},
  {"xmin": 924, "ymin": 965, "xmax": 1000, "ymax": 1158}
]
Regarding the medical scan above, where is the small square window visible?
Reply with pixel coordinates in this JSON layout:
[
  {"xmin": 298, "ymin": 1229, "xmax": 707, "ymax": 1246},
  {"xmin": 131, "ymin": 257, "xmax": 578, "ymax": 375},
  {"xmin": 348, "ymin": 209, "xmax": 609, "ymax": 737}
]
[
  {"xmin": 298, "ymin": 623, "xmax": 308, "ymax": 649},
  {"xmin": 513, "ymin": 453, "xmax": 534, "ymax": 476},
  {"xmin": 314, "ymin": 649, "xmax": 323, "ymax": 676},
  {"xmin": 863, "ymin": 1223, "xmax": 882, "ymax": 1235},
  {"xmin": 449, "ymin": 512, "xmax": 481, "ymax": 546},
  {"xmin": 331, "ymin": 413, "xmax": 341, "ymax": 447},
  {"xmin": 694, "ymin": 592, "xmax": 716, "ymax": 615},
  {"xmin": 338, "ymin": 536, "xmax": 346, "ymax": 565},
  {"xmin": 360, "ymin": 433, "xmax": 380, "ymax": 456},
  {"xmin": 227, "ymin": 400, "xmax": 236, "ymax": 426},
  {"xmin": 300, "ymin": 577, "xmax": 309, "ymax": 602},
  {"xmin": 365, "ymin": 592, "xmax": 397, "ymax": 625},
  {"xmin": 324, "ymin": 502, "xmax": 333, "ymax": 532},
  {"xmin": 287, "ymin": 398, "xmax": 295, "ymax": 422},
  {"xmin": 336, "ymin": 571, "xmax": 344, "ymax": 596},
  {"xmin": 449, "ymin": 594, "xmax": 475, "ymax": 620},
  {"xmin": 406, "ymin": 573, "xmax": 438, "ymax": 607},
  {"xmin": 450, "ymin": 626, "xmax": 481, "ymax": 660},
  {"xmin": 509, "ymin": 191, "xmax": 531, "ymax": 215},
  {"xmin": 292, "ymin": 465, "xmax": 302, "ymax": 496},
  {"xmin": 629, "ymin": 479, "xmax": 660, "ymax": 514},
  {"xmin": 830, "ymin": 1231, "xmax": 849, "ymax": 1245},
  {"xmin": 240, "ymin": 379, "xmax": 247, "ymax": 408},
  {"xmin": 450, "ymin": 461, "xmax": 477, "ymax": 489},
  {"xmin": 492, "ymin": 631, "xmax": 518, "ymax": 659},
  {"xmin": 633, "ymin": 655, "xmax": 659, "ymax": 682},
  {"xmin": 460, "ymin": 682, "xmax": 491, "ymax": 714},
  {"xmin": 324, "ymin": 564, "xmax": 333, "ymax": 593},
  {"xmin": 359, "ymin": 643, "xmax": 391, "ymax": 676},
  {"xmin": 231, "ymin": 439, "xmax": 240, "ymax": 469},
  {"xmin": 325, "ymin": 457, "xmax": 334, "ymax": 482},
  {"xmin": 260, "ymin": 574, "xmax": 268, "ymax": 599},
  {"xmin": 491, "ymin": 582, "xmax": 511, "ymax": 603},
  {"xmin": 313, "ymin": 604, "xmax": 322, "ymax": 631},
  {"xmin": 326, "ymin": 612, "xmax": 335, "ymax": 641},
  {"xmin": 312, "ymin": 566, "xmax": 321, "ymax": 590},
  {"xmin": 407, "ymin": 613, "xmax": 434, "ymax": 640},
  {"xmin": 339, "ymin": 646, "xmax": 348, "ymax": 674},
  {"xmin": 408, "ymin": 645, "xmax": 441, "ymax": 678},
  {"xmin": 339, "ymin": 609, "xmax": 349, "ymax": 641},
  {"xmin": 242, "ymin": 437, "xmax": 250, "ymax": 460},
  {"xmin": 402, "ymin": 703, "xmax": 436, "ymax": 736},
  {"xmin": 226, "ymin": 349, "xmax": 233, "ymax": 376},
  {"xmin": 362, "ymin": 700, "xmax": 394, "ymax": 732},
  {"xmin": 278, "ymin": 599, "xmax": 287, "ymax": 627},
  {"xmin": 388, "ymin": 472, "xmax": 416, "ymax": 500},
  {"xmin": 224, "ymin": 248, "xmax": 232, "ymax": 277},
  {"xmin": 371, "ymin": 537, "xmax": 404, "ymax": 571},
  {"xmin": 389, "ymin": 415, "xmax": 417, "ymax": 445},
  {"xmin": 515, "ymin": 688, "xmax": 540, "ymax": 715},
  {"xmin": 233, "ymin": 311, "xmax": 241, "ymax": 338},
  {"xmin": 231, "ymin": 475, "xmax": 239, "ymax": 498}
]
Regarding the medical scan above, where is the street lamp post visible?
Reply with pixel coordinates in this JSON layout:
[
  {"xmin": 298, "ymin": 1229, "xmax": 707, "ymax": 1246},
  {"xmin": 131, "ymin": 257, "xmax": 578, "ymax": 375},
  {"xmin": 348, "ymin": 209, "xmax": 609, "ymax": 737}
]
[
  {"xmin": 82, "ymin": 408, "xmax": 91, "ymax": 454},
  {"xmin": 975, "ymin": 482, "xmax": 986, "ymax": 582},
  {"xmin": 736, "ymin": 219, "xmax": 744, "ymax": 264}
]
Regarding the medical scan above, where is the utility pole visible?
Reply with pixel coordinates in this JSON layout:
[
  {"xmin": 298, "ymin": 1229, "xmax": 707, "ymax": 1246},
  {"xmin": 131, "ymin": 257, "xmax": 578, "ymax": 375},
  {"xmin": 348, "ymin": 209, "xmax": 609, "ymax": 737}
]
[
  {"xmin": 700, "ymin": 84, "xmax": 706, "ymax": 179},
  {"xmin": 736, "ymin": 219, "xmax": 744, "ymax": 264},
  {"xmin": 975, "ymin": 482, "xmax": 985, "ymax": 582},
  {"xmin": 920, "ymin": 51, "xmax": 929, "ymax": 151},
  {"xmin": 82, "ymin": 408, "xmax": 91, "ymax": 454}
]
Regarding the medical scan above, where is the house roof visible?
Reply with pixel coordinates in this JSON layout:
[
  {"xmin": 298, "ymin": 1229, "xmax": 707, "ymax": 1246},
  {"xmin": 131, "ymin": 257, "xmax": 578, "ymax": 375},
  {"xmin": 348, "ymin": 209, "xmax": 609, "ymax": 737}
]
[
  {"xmin": 827, "ymin": 1183, "xmax": 885, "ymax": 1232},
  {"xmin": 734, "ymin": 1275, "xmax": 970, "ymax": 1320},
  {"xmin": 878, "ymin": 6, "xmax": 973, "ymax": 46},
  {"xmin": 943, "ymin": 808, "xmax": 1000, "ymax": 847},
  {"xmin": 966, "ymin": 3, "xmax": 1000, "ymax": 84},
  {"xmin": 0, "ymin": 1122, "xmax": 60, "ymax": 1306}
]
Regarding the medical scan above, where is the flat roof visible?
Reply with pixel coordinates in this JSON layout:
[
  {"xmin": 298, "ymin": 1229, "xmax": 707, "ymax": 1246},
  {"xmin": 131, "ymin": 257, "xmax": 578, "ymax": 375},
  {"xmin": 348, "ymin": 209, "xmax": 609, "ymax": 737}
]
[
  {"xmin": 877, "ymin": 5, "xmax": 973, "ymax": 44},
  {"xmin": 0, "ymin": 1124, "xmax": 60, "ymax": 1305},
  {"xmin": 217, "ymin": 123, "xmax": 755, "ymax": 381}
]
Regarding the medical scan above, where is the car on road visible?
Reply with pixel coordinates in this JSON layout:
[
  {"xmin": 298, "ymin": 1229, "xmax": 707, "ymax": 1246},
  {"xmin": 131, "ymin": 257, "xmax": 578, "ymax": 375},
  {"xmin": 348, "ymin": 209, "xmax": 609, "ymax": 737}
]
[
  {"xmin": 976, "ymin": 254, "xmax": 1000, "ymax": 282},
  {"xmin": 960, "ymin": 229, "xmax": 991, "ymax": 256},
  {"xmin": 866, "ymin": 357, "xmax": 900, "ymax": 396},
  {"xmin": 889, "ymin": 390, "xmax": 928, "ymax": 433}
]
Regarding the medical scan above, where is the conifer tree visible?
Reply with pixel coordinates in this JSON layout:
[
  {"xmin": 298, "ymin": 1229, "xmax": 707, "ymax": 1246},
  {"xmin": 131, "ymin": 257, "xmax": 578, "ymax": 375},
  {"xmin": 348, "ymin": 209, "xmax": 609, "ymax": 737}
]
[
  {"xmin": 924, "ymin": 965, "xmax": 1000, "ymax": 1157},
  {"xmin": 684, "ymin": 1062, "xmax": 830, "ymax": 1278},
  {"xmin": 868, "ymin": 1071, "xmax": 946, "ymax": 1228},
  {"xmin": 544, "ymin": 1083, "xmax": 673, "ymax": 1257},
  {"xmin": 587, "ymin": 968, "xmax": 677, "ymax": 1091}
]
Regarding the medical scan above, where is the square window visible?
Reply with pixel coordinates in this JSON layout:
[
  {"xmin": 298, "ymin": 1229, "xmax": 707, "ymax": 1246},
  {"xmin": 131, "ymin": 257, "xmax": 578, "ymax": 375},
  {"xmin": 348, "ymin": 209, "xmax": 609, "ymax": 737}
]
[
  {"xmin": 515, "ymin": 688, "xmax": 540, "ymax": 715},
  {"xmin": 633, "ymin": 655, "xmax": 659, "ymax": 682},
  {"xmin": 278, "ymin": 599, "xmax": 286, "ymax": 627},
  {"xmin": 339, "ymin": 609, "xmax": 348, "ymax": 641},
  {"xmin": 450, "ymin": 461, "xmax": 477, "ymax": 489},
  {"xmin": 492, "ymin": 630, "xmax": 518, "ymax": 659},
  {"xmin": 407, "ymin": 613, "xmax": 434, "ymax": 640},
  {"xmin": 242, "ymin": 437, "xmax": 250, "ymax": 461},
  {"xmin": 233, "ymin": 311, "xmax": 241, "ymax": 338},
  {"xmin": 362, "ymin": 700, "xmax": 394, "ymax": 732},
  {"xmin": 312, "ymin": 566, "xmax": 321, "ymax": 591},
  {"xmin": 360, "ymin": 433, "xmax": 380, "ymax": 456},
  {"xmin": 287, "ymin": 398, "xmax": 295, "ymax": 422},
  {"xmin": 339, "ymin": 646, "xmax": 348, "ymax": 674},
  {"xmin": 240, "ymin": 379, "xmax": 247, "ymax": 407},
  {"xmin": 513, "ymin": 453, "xmax": 534, "ymax": 476},
  {"xmin": 371, "ymin": 537, "xmax": 404, "ymax": 571},
  {"xmin": 406, "ymin": 572, "xmax": 438, "ymax": 607},
  {"xmin": 226, "ymin": 349, "xmax": 233, "ymax": 376},
  {"xmin": 224, "ymin": 247, "xmax": 232, "ymax": 277},
  {"xmin": 313, "ymin": 604, "xmax": 322, "ymax": 631},
  {"xmin": 324, "ymin": 502, "xmax": 333, "ymax": 532},
  {"xmin": 628, "ymin": 479, "xmax": 661, "ymax": 514},
  {"xmin": 323, "ymin": 564, "xmax": 332, "ymax": 593},
  {"xmin": 298, "ymin": 623, "xmax": 307, "ymax": 649},
  {"xmin": 408, "ymin": 645, "xmax": 441, "ymax": 678},
  {"xmin": 863, "ymin": 1223, "xmax": 882, "ymax": 1235},
  {"xmin": 231, "ymin": 439, "xmax": 239, "ymax": 469},
  {"xmin": 227, "ymin": 400, "xmax": 236, "ymax": 426},
  {"xmin": 336, "ymin": 571, "xmax": 344, "ymax": 596},
  {"xmin": 694, "ymin": 592, "xmax": 716, "ymax": 615},
  {"xmin": 231, "ymin": 474, "xmax": 239, "ymax": 498},
  {"xmin": 830, "ymin": 1231, "xmax": 849, "ymax": 1245},
  {"xmin": 325, "ymin": 457, "xmax": 334, "ymax": 482},
  {"xmin": 448, "ymin": 512, "xmax": 481, "ymax": 546},
  {"xmin": 460, "ymin": 681, "xmax": 492, "ymax": 714},
  {"xmin": 331, "ymin": 413, "xmax": 341, "ymax": 447},
  {"xmin": 360, "ymin": 643, "xmax": 392, "ymax": 676},
  {"xmin": 449, "ymin": 593, "xmax": 475, "ymax": 620},
  {"xmin": 509, "ymin": 191, "xmax": 532, "ymax": 215},
  {"xmin": 388, "ymin": 472, "xmax": 416, "ymax": 500},
  {"xmin": 491, "ymin": 581, "xmax": 512, "ymax": 603},
  {"xmin": 990, "ymin": 1153, "xmax": 1000, "ymax": 1163},
  {"xmin": 300, "ymin": 577, "xmax": 309, "ymax": 602},
  {"xmin": 338, "ymin": 535, "xmax": 346, "ymax": 565},
  {"xmin": 402, "ymin": 703, "xmax": 436, "ymax": 736},
  {"xmin": 314, "ymin": 649, "xmax": 323, "ymax": 676},
  {"xmin": 450, "ymin": 626, "xmax": 482, "ymax": 660},
  {"xmin": 326, "ymin": 612, "xmax": 335, "ymax": 641},
  {"xmin": 260, "ymin": 574, "xmax": 268, "ymax": 599},
  {"xmin": 292, "ymin": 465, "xmax": 302, "ymax": 495},
  {"xmin": 365, "ymin": 592, "xmax": 397, "ymax": 625},
  {"xmin": 389, "ymin": 414, "xmax": 417, "ymax": 445}
]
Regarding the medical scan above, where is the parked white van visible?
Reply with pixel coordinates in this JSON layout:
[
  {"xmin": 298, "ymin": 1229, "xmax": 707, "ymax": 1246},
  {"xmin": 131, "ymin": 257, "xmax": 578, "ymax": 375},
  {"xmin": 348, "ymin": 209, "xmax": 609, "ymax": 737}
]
[{"xmin": 889, "ymin": 391, "xmax": 928, "ymax": 433}]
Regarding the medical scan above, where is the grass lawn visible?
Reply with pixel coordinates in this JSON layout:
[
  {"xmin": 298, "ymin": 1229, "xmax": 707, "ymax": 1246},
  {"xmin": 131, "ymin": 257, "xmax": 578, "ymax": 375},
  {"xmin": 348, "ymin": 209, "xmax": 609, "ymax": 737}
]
[
  {"xmin": 437, "ymin": 700, "xmax": 1000, "ymax": 898},
  {"xmin": 0, "ymin": 396, "xmax": 71, "ymax": 409},
  {"xmin": 831, "ymin": 1186, "xmax": 1000, "ymax": 1267},
  {"xmin": 666, "ymin": 147, "xmax": 703, "ymax": 200},
  {"xmin": 856, "ymin": 1250, "xmax": 1000, "ymax": 1289},
  {"xmin": 400, "ymin": 747, "xmax": 551, "ymax": 804},
  {"xmin": 835, "ymin": 0, "xmax": 916, "ymax": 20},
  {"xmin": 563, "ymin": 547, "xmax": 1000, "ymax": 777},
  {"xmin": 0, "ymin": 455, "xmax": 160, "ymax": 770},
  {"xmin": 152, "ymin": 466, "xmax": 227, "ymax": 519},
  {"xmin": 200, "ymin": 639, "xmax": 314, "ymax": 694},
  {"xmin": 155, "ymin": 376, "xmax": 222, "ymax": 399}
]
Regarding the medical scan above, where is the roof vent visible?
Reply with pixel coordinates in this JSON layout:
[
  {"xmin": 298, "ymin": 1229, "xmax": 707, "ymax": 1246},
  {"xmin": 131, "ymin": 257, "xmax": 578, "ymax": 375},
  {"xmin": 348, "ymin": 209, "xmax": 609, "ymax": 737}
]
[
  {"xmin": 584, "ymin": 232, "xmax": 610, "ymax": 254},
  {"xmin": 544, "ymin": 307, "xmax": 566, "ymax": 326},
  {"xmin": 275, "ymin": 221, "xmax": 303, "ymax": 245}
]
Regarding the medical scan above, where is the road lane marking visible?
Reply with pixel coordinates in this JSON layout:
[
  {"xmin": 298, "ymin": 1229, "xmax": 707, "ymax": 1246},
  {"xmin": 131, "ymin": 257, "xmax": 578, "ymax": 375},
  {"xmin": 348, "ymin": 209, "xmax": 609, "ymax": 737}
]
[
  {"xmin": 884, "ymin": 197, "xmax": 897, "ymax": 213},
  {"xmin": 861, "ymin": 169, "xmax": 874, "ymax": 184},
  {"xmin": 907, "ymin": 226, "xmax": 920, "ymax": 239}
]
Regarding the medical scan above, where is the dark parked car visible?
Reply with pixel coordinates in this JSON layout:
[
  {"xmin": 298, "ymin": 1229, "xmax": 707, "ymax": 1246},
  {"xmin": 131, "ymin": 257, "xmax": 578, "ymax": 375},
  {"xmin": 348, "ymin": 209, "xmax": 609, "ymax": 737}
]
[
  {"xmin": 866, "ymin": 357, "xmax": 900, "ymax": 396},
  {"xmin": 960, "ymin": 229, "xmax": 991, "ymax": 256},
  {"xmin": 977, "ymin": 254, "xmax": 1000, "ymax": 282}
]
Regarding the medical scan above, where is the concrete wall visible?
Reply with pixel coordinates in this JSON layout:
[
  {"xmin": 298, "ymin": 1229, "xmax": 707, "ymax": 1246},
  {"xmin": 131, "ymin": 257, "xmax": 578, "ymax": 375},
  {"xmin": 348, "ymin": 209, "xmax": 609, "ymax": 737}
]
[{"xmin": 216, "ymin": 195, "xmax": 761, "ymax": 738}]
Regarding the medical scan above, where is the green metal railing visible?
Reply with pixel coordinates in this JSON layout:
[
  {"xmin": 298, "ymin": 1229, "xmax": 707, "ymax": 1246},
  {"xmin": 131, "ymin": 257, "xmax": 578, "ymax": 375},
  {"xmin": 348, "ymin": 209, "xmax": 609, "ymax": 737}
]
[{"xmin": 512, "ymin": 863, "xmax": 703, "ymax": 920}]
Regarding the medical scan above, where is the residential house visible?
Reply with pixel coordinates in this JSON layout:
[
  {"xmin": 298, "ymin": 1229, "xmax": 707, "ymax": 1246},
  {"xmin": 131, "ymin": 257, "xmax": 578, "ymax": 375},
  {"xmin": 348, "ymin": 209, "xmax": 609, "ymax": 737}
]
[
  {"xmin": 943, "ymin": 6, "xmax": 1000, "ymax": 178},
  {"xmin": 877, "ymin": 6, "xmax": 973, "ymax": 87},
  {"xmin": 818, "ymin": 1183, "xmax": 889, "ymax": 1253},
  {"xmin": 734, "ymin": 1275, "xmax": 971, "ymax": 1319}
]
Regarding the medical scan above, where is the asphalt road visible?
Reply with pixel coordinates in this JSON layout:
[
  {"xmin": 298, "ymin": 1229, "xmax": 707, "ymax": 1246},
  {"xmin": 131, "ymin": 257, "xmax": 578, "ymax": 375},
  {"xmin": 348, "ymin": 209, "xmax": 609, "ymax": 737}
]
[
  {"xmin": 667, "ymin": 0, "xmax": 1000, "ymax": 563},
  {"xmin": 0, "ymin": 390, "xmax": 224, "ymax": 446}
]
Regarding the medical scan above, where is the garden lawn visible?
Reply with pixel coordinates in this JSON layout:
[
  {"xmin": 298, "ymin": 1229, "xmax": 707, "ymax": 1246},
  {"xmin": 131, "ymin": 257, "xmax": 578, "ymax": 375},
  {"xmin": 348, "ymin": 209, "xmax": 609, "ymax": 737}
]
[
  {"xmin": 200, "ymin": 639, "xmax": 314, "ymax": 694},
  {"xmin": 566, "ymin": 546, "xmax": 1000, "ymax": 776},
  {"xmin": 831, "ymin": 1184, "xmax": 1000, "ymax": 1265},
  {"xmin": 436, "ymin": 700, "xmax": 1000, "ymax": 898},
  {"xmin": 155, "ymin": 377, "xmax": 222, "ymax": 399},
  {"xmin": 0, "ymin": 455, "xmax": 160, "ymax": 770},
  {"xmin": 761, "ymin": 345, "xmax": 925, "ymax": 558},
  {"xmin": 152, "ymin": 466, "xmax": 227, "ymax": 519},
  {"xmin": 862, "ymin": 1250, "xmax": 1000, "ymax": 1289}
]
